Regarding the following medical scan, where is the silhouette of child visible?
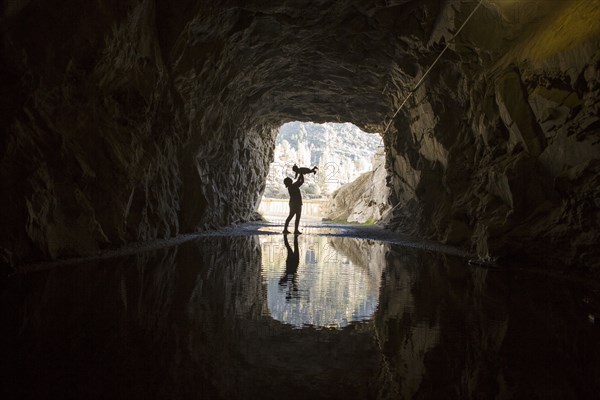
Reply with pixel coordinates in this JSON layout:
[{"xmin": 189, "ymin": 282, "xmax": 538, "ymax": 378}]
[{"xmin": 292, "ymin": 164, "xmax": 318, "ymax": 179}]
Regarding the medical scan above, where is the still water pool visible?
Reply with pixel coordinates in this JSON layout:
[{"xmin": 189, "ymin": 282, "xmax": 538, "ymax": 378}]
[
  {"xmin": 1, "ymin": 234, "xmax": 599, "ymax": 399},
  {"xmin": 260, "ymin": 234, "xmax": 384, "ymax": 328}
]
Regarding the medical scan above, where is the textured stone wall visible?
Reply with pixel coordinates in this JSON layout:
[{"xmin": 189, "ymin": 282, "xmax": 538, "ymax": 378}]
[
  {"xmin": 324, "ymin": 151, "xmax": 390, "ymax": 223},
  {"xmin": 1, "ymin": 0, "xmax": 599, "ymax": 269},
  {"xmin": 383, "ymin": 0, "xmax": 600, "ymax": 268}
]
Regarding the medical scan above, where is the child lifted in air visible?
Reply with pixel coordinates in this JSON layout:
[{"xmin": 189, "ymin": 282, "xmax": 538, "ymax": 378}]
[{"xmin": 292, "ymin": 164, "xmax": 318, "ymax": 179}]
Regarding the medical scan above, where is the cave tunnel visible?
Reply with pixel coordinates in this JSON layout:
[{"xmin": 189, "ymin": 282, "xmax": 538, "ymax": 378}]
[
  {"xmin": 1, "ymin": 0, "xmax": 600, "ymax": 398},
  {"xmin": 1, "ymin": 0, "xmax": 598, "ymax": 268}
]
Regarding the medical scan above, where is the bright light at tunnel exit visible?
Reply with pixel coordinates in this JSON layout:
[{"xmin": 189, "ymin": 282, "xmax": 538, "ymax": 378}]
[{"xmin": 258, "ymin": 121, "xmax": 384, "ymax": 223}]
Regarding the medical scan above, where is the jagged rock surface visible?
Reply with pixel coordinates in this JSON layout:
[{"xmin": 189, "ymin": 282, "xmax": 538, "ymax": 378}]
[
  {"xmin": 383, "ymin": 0, "xmax": 600, "ymax": 268},
  {"xmin": 1, "ymin": 0, "xmax": 599, "ymax": 269},
  {"xmin": 325, "ymin": 151, "xmax": 390, "ymax": 223}
]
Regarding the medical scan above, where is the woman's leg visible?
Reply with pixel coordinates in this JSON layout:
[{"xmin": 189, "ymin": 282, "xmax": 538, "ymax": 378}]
[
  {"xmin": 284, "ymin": 209, "xmax": 296, "ymax": 233},
  {"xmin": 294, "ymin": 207, "xmax": 302, "ymax": 233}
]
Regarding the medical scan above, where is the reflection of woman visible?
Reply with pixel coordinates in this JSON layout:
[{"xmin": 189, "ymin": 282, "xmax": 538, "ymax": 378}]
[{"xmin": 279, "ymin": 234, "xmax": 300, "ymax": 300}]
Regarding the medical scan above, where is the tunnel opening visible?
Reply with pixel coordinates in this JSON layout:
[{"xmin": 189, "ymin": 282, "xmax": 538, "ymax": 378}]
[{"xmin": 257, "ymin": 121, "xmax": 387, "ymax": 224}]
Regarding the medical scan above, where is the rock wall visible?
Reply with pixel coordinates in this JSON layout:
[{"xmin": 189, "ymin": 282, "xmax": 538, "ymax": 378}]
[
  {"xmin": 0, "ymin": 0, "xmax": 277, "ymax": 264},
  {"xmin": 1, "ymin": 0, "xmax": 599, "ymax": 269},
  {"xmin": 325, "ymin": 150, "xmax": 390, "ymax": 223},
  {"xmin": 384, "ymin": 0, "xmax": 600, "ymax": 268}
]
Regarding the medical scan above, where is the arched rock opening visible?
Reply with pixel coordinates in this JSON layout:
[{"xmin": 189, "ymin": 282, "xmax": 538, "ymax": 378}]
[{"xmin": 1, "ymin": 0, "xmax": 599, "ymax": 269}]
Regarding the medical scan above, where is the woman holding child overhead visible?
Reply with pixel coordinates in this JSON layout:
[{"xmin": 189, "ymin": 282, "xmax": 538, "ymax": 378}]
[{"xmin": 283, "ymin": 164, "xmax": 317, "ymax": 234}]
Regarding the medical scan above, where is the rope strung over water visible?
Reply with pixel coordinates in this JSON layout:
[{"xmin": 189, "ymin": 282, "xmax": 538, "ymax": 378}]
[{"xmin": 382, "ymin": 0, "xmax": 485, "ymax": 134}]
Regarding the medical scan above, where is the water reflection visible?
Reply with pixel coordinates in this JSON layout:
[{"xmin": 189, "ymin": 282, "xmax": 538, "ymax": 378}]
[
  {"xmin": 279, "ymin": 234, "xmax": 300, "ymax": 300},
  {"xmin": 260, "ymin": 235, "xmax": 385, "ymax": 328},
  {"xmin": 2, "ymin": 235, "xmax": 600, "ymax": 399}
]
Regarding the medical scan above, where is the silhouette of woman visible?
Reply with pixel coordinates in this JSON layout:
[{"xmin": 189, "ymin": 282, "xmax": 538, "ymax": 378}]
[{"xmin": 283, "ymin": 173, "xmax": 304, "ymax": 234}]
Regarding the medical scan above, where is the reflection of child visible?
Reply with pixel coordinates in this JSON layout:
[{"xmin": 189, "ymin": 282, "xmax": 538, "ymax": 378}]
[{"xmin": 293, "ymin": 164, "xmax": 318, "ymax": 178}]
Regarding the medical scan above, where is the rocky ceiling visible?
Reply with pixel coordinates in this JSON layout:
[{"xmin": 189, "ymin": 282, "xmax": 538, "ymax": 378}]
[{"xmin": 1, "ymin": 0, "xmax": 599, "ymax": 270}]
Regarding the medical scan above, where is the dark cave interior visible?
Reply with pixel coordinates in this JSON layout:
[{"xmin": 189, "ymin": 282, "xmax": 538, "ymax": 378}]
[
  {"xmin": 1, "ymin": 0, "xmax": 599, "ymax": 269},
  {"xmin": 2, "ymin": 1, "xmax": 600, "ymax": 399}
]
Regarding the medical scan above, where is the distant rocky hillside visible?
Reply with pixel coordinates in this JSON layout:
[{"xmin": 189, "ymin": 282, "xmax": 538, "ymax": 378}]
[{"xmin": 263, "ymin": 122, "xmax": 383, "ymax": 198}]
